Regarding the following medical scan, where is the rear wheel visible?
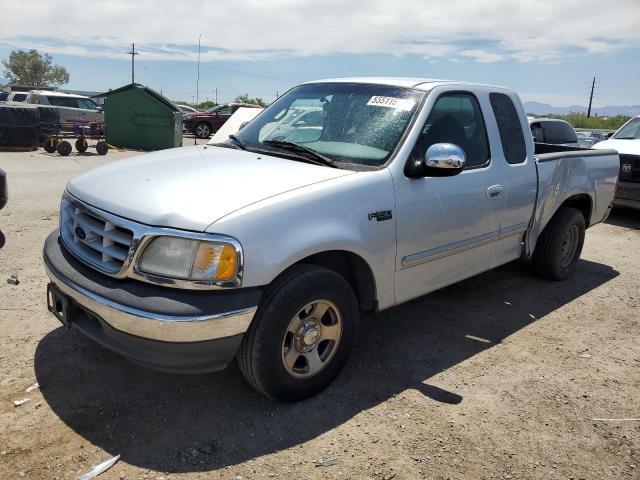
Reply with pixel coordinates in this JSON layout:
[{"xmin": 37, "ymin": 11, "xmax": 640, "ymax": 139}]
[
  {"xmin": 194, "ymin": 122, "xmax": 211, "ymax": 138},
  {"xmin": 95, "ymin": 141, "xmax": 108, "ymax": 155},
  {"xmin": 237, "ymin": 265, "xmax": 359, "ymax": 402},
  {"xmin": 531, "ymin": 206, "xmax": 585, "ymax": 280}
]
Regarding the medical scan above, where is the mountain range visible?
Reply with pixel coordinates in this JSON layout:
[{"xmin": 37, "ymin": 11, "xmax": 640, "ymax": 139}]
[{"xmin": 524, "ymin": 102, "xmax": 640, "ymax": 117}]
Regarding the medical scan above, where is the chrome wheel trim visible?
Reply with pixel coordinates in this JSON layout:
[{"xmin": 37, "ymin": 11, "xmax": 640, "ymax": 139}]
[
  {"xmin": 196, "ymin": 124, "xmax": 210, "ymax": 137},
  {"xmin": 560, "ymin": 223, "xmax": 580, "ymax": 268},
  {"xmin": 281, "ymin": 299, "xmax": 342, "ymax": 379}
]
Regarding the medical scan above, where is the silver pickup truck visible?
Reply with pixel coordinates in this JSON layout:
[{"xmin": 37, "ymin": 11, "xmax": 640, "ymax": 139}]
[{"xmin": 43, "ymin": 78, "xmax": 619, "ymax": 401}]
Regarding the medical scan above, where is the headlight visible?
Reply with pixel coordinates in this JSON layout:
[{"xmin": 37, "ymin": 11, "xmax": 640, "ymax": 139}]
[{"xmin": 137, "ymin": 236, "xmax": 240, "ymax": 285}]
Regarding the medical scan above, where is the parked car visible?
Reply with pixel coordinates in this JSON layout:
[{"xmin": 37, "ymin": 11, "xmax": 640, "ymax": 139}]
[
  {"xmin": 0, "ymin": 168, "xmax": 7, "ymax": 210},
  {"xmin": 183, "ymin": 102, "xmax": 262, "ymax": 138},
  {"xmin": 593, "ymin": 115, "xmax": 640, "ymax": 209},
  {"xmin": 25, "ymin": 90, "xmax": 103, "ymax": 125},
  {"xmin": 177, "ymin": 104, "xmax": 197, "ymax": 114},
  {"xmin": 259, "ymin": 106, "xmax": 325, "ymax": 141},
  {"xmin": 43, "ymin": 78, "xmax": 618, "ymax": 402},
  {"xmin": 529, "ymin": 118, "xmax": 579, "ymax": 146},
  {"xmin": 576, "ymin": 130, "xmax": 607, "ymax": 148},
  {"xmin": 6, "ymin": 91, "xmax": 29, "ymax": 102}
]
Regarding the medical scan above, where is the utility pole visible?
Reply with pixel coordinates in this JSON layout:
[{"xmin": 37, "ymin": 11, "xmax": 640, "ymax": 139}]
[
  {"xmin": 214, "ymin": 87, "xmax": 218, "ymax": 105},
  {"xmin": 587, "ymin": 76, "xmax": 596, "ymax": 118},
  {"xmin": 194, "ymin": 34, "xmax": 201, "ymax": 146},
  {"xmin": 127, "ymin": 43, "xmax": 139, "ymax": 84}
]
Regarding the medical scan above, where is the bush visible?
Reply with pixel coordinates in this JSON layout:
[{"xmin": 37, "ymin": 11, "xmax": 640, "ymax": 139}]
[{"xmin": 534, "ymin": 112, "xmax": 630, "ymax": 131}]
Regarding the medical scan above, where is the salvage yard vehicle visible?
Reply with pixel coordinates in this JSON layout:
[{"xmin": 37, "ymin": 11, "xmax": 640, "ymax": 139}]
[
  {"xmin": 183, "ymin": 102, "xmax": 262, "ymax": 138},
  {"xmin": 43, "ymin": 78, "xmax": 619, "ymax": 402},
  {"xmin": 593, "ymin": 115, "xmax": 640, "ymax": 209},
  {"xmin": 25, "ymin": 90, "xmax": 103, "ymax": 125}
]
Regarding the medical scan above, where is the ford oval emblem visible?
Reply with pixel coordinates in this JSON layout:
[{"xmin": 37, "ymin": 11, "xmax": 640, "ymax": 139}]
[{"xmin": 75, "ymin": 226, "xmax": 87, "ymax": 241}]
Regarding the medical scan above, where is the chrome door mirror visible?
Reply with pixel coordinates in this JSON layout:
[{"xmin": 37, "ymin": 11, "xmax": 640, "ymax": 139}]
[{"xmin": 422, "ymin": 143, "xmax": 466, "ymax": 177}]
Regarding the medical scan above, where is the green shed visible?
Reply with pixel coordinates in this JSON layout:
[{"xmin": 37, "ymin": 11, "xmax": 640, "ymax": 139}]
[{"xmin": 103, "ymin": 83, "xmax": 183, "ymax": 150}]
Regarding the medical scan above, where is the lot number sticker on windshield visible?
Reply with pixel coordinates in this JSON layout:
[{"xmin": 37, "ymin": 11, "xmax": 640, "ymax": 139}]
[{"xmin": 367, "ymin": 96, "xmax": 415, "ymax": 111}]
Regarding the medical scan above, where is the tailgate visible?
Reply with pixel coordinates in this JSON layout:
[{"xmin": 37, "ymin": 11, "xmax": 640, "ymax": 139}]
[{"xmin": 619, "ymin": 154, "xmax": 640, "ymax": 183}]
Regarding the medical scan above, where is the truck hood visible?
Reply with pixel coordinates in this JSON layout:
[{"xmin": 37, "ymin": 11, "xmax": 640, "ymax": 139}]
[
  {"xmin": 67, "ymin": 145, "xmax": 354, "ymax": 231},
  {"xmin": 593, "ymin": 139, "xmax": 640, "ymax": 155}
]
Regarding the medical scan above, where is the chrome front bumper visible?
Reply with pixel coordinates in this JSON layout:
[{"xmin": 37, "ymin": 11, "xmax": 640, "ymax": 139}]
[
  {"xmin": 43, "ymin": 230, "xmax": 258, "ymax": 344},
  {"xmin": 45, "ymin": 260, "xmax": 256, "ymax": 342}
]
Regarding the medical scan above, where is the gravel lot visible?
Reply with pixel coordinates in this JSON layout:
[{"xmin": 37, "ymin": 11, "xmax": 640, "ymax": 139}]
[{"xmin": 0, "ymin": 145, "xmax": 638, "ymax": 480}]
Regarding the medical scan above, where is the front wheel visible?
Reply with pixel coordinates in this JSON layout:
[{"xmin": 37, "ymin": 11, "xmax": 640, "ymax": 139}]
[
  {"xmin": 531, "ymin": 206, "xmax": 586, "ymax": 280},
  {"xmin": 237, "ymin": 265, "xmax": 359, "ymax": 402}
]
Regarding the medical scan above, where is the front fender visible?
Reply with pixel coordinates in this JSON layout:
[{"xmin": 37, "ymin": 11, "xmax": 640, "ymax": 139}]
[{"xmin": 208, "ymin": 169, "xmax": 397, "ymax": 309}]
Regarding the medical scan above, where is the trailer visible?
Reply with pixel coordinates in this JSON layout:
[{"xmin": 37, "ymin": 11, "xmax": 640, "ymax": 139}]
[{"xmin": 42, "ymin": 120, "xmax": 109, "ymax": 156}]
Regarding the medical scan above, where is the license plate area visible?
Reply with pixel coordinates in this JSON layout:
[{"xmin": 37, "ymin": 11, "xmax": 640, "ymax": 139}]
[{"xmin": 47, "ymin": 283, "xmax": 79, "ymax": 328}]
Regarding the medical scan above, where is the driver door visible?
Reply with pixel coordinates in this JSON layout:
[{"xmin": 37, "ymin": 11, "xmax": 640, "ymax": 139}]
[{"xmin": 394, "ymin": 91, "xmax": 506, "ymax": 304}]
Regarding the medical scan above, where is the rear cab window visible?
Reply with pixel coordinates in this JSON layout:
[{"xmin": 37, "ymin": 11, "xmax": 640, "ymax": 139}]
[{"xmin": 489, "ymin": 92, "xmax": 527, "ymax": 164}]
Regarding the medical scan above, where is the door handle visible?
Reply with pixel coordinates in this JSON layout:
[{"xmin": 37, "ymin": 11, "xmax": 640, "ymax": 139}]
[{"xmin": 487, "ymin": 185, "xmax": 504, "ymax": 200}]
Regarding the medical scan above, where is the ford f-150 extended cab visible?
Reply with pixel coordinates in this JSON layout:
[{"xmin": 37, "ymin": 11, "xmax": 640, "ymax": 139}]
[{"xmin": 43, "ymin": 78, "xmax": 619, "ymax": 401}]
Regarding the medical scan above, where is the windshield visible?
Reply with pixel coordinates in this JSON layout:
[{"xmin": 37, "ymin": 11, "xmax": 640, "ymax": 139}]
[
  {"xmin": 612, "ymin": 117, "xmax": 640, "ymax": 140},
  {"xmin": 229, "ymin": 82, "xmax": 425, "ymax": 168}
]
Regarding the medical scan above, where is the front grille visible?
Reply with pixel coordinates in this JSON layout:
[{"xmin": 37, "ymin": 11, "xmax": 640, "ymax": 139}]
[{"xmin": 60, "ymin": 197, "xmax": 134, "ymax": 274}]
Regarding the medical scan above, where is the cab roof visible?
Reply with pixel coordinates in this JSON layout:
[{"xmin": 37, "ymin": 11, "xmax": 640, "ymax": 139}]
[{"xmin": 303, "ymin": 77, "xmax": 508, "ymax": 92}]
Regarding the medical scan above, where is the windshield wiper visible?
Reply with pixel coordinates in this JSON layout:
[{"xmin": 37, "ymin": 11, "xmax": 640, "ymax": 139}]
[
  {"xmin": 262, "ymin": 140, "xmax": 338, "ymax": 168},
  {"xmin": 614, "ymin": 136, "xmax": 638, "ymax": 140},
  {"xmin": 228, "ymin": 134, "xmax": 247, "ymax": 150}
]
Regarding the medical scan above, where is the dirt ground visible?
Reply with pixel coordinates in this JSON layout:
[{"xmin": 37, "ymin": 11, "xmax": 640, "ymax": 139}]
[{"xmin": 0, "ymin": 145, "xmax": 638, "ymax": 480}]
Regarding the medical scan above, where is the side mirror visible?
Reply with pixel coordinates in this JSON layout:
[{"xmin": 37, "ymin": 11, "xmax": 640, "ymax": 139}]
[
  {"xmin": 239, "ymin": 121, "xmax": 249, "ymax": 130},
  {"xmin": 422, "ymin": 143, "xmax": 466, "ymax": 177},
  {"xmin": 96, "ymin": 106, "xmax": 103, "ymax": 112},
  {"xmin": 293, "ymin": 120, "xmax": 306, "ymax": 127}
]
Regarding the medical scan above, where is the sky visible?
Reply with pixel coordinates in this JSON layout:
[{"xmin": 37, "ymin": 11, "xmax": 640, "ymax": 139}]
[{"xmin": 1, "ymin": 0, "xmax": 639, "ymax": 107}]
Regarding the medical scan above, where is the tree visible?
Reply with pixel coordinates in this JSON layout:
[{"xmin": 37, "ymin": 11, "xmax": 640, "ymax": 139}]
[
  {"xmin": 2, "ymin": 49, "xmax": 70, "ymax": 87},
  {"xmin": 234, "ymin": 94, "xmax": 266, "ymax": 107}
]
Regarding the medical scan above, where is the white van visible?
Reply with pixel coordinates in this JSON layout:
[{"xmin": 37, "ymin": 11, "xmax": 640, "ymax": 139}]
[{"xmin": 25, "ymin": 90, "xmax": 104, "ymax": 125}]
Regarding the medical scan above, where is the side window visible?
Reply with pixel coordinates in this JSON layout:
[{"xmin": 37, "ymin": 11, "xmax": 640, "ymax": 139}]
[
  {"xmin": 490, "ymin": 93, "xmax": 527, "ymax": 164},
  {"xmin": 218, "ymin": 106, "xmax": 233, "ymax": 115},
  {"xmin": 412, "ymin": 92, "xmax": 490, "ymax": 169},
  {"xmin": 46, "ymin": 96, "xmax": 79, "ymax": 108}
]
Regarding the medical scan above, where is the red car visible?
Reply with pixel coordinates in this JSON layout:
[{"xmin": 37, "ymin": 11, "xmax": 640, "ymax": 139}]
[{"xmin": 183, "ymin": 103, "xmax": 262, "ymax": 138}]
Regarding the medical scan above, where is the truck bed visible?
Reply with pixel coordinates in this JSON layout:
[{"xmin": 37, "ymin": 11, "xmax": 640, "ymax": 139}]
[
  {"xmin": 526, "ymin": 143, "xmax": 619, "ymax": 255},
  {"xmin": 535, "ymin": 142, "xmax": 640, "ymax": 209}
]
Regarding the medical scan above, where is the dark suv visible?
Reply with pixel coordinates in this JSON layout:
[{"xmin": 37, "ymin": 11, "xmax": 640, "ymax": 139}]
[{"xmin": 184, "ymin": 103, "xmax": 262, "ymax": 138}]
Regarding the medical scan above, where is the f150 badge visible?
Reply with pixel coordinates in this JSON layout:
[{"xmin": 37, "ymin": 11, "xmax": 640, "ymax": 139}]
[{"xmin": 368, "ymin": 210, "xmax": 393, "ymax": 222}]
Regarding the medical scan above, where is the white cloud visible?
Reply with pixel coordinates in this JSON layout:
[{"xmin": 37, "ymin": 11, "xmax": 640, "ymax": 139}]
[
  {"xmin": 459, "ymin": 50, "xmax": 507, "ymax": 63},
  {"xmin": 0, "ymin": 0, "xmax": 638, "ymax": 63}
]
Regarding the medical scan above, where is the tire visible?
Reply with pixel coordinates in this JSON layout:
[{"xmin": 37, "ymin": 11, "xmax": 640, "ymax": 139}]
[
  {"xmin": 194, "ymin": 122, "xmax": 211, "ymax": 138},
  {"xmin": 43, "ymin": 137, "xmax": 58, "ymax": 153},
  {"xmin": 531, "ymin": 206, "xmax": 585, "ymax": 280},
  {"xmin": 75, "ymin": 138, "xmax": 88, "ymax": 153},
  {"xmin": 238, "ymin": 264, "xmax": 359, "ymax": 402},
  {"xmin": 56, "ymin": 140, "xmax": 72, "ymax": 156},
  {"xmin": 95, "ymin": 141, "xmax": 108, "ymax": 155}
]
